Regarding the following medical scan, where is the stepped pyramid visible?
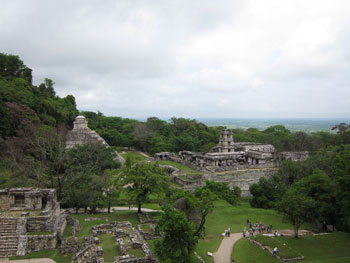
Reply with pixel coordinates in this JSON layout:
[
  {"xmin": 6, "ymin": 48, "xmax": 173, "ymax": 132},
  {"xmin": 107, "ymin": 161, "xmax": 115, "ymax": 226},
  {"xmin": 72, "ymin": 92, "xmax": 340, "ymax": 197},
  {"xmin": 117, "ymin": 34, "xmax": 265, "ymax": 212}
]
[{"xmin": 66, "ymin": 115, "xmax": 124, "ymax": 164}]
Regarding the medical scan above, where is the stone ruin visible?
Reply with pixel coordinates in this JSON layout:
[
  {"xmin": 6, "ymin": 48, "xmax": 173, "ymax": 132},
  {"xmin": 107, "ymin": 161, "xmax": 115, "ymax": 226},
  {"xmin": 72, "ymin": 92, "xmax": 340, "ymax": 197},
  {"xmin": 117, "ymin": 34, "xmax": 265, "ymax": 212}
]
[
  {"xmin": 66, "ymin": 115, "xmax": 124, "ymax": 164},
  {"xmin": 157, "ymin": 129, "xmax": 279, "ymax": 170},
  {"xmin": 87, "ymin": 221, "xmax": 156, "ymax": 263},
  {"xmin": 156, "ymin": 129, "xmax": 309, "ymax": 196},
  {"xmin": 0, "ymin": 188, "xmax": 66, "ymax": 258}
]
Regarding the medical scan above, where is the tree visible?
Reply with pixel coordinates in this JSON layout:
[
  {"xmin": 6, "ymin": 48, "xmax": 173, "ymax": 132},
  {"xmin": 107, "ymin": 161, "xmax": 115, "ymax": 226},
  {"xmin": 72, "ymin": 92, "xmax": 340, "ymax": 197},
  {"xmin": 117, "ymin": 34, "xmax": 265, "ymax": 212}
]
[
  {"xmin": 277, "ymin": 186, "xmax": 316, "ymax": 237},
  {"xmin": 155, "ymin": 205, "xmax": 196, "ymax": 263},
  {"xmin": 203, "ymin": 180, "xmax": 238, "ymax": 205},
  {"xmin": 122, "ymin": 159, "xmax": 169, "ymax": 213},
  {"xmin": 61, "ymin": 142, "xmax": 120, "ymax": 210},
  {"xmin": 103, "ymin": 169, "xmax": 122, "ymax": 213},
  {"xmin": 155, "ymin": 188, "xmax": 216, "ymax": 263}
]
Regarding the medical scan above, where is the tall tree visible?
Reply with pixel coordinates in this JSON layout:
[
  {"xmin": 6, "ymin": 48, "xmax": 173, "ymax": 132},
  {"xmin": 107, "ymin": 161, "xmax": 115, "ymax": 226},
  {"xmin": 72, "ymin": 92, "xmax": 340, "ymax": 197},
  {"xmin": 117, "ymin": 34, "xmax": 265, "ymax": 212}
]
[{"xmin": 122, "ymin": 159, "xmax": 169, "ymax": 213}]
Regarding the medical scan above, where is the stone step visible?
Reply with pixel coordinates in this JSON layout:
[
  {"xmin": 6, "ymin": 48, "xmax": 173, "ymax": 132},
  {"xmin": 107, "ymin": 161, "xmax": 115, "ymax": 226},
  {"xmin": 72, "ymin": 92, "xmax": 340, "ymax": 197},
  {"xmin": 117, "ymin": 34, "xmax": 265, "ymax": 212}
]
[
  {"xmin": 0, "ymin": 250, "xmax": 17, "ymax": 258},
  {"xmin": 0, "ymin": 245, "xmax": 18, "ymax": 249}
]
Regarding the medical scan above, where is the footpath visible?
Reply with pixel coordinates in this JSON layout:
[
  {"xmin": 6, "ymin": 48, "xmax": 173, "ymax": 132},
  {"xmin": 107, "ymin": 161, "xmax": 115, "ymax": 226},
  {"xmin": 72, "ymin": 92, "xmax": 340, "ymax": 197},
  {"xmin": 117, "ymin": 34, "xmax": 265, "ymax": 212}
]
[{"xmin": 213, "ymin": 233, "xmax": 243, "ymax": 263}]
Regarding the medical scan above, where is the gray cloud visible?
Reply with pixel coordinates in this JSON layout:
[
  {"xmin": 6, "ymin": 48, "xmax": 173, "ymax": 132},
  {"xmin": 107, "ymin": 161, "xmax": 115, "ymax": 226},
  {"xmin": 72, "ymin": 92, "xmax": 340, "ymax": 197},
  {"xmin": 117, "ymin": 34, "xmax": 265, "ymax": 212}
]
[{"xmin": 1, "ymin": 0, "xmax": 350, "ymax": 118}]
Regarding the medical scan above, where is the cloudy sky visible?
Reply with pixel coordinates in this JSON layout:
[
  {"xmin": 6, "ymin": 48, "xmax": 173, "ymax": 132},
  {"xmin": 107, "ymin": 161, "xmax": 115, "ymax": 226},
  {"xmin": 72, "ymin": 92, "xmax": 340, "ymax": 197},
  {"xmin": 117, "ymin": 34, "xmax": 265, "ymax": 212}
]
[{"xmin": 1, "ymin": 0, "xmax": 350, "ymax": 118}]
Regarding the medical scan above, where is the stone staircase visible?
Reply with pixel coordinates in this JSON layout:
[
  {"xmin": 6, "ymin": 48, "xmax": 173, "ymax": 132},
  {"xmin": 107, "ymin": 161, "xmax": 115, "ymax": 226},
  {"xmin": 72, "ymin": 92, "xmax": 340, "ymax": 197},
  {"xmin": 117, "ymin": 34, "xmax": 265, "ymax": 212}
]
[{"xmin": 0, "ymin": 218, "xmax": 19, "ymax": 258}]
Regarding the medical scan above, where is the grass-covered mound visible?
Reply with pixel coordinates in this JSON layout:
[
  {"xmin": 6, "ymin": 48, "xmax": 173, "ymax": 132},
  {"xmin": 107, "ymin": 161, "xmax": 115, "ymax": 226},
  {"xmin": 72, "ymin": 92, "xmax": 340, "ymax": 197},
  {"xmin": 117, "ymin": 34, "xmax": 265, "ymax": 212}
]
[{"xmin": 250, "ymin": 235, "xmax": 302, "ymax": 259}]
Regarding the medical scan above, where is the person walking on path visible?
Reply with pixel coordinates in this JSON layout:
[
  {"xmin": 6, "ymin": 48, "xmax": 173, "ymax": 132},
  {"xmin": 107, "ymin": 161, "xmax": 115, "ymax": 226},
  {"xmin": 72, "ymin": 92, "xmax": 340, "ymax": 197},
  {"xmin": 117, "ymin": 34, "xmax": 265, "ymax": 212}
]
[{"xmin": 273, "ymin": 247, "xmax": 278, "ymax": 256}]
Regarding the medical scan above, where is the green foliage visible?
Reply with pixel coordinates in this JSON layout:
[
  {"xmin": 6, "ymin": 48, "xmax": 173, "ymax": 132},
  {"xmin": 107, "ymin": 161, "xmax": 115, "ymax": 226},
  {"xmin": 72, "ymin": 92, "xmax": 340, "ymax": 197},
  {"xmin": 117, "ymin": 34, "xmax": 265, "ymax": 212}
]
[
  {"xmin": 202, "ymin": 180, "xmax": 238, "ymax": 205},
  {"xmin": 122, "ymin": 159, "xmax": 169, "ymax": 213},
  {"xmin": 156, "ymin": 188, "xmax": 215, "ymax": 263},
  {"xmin": 61, "ymin": 143, "xmax": 120, "ymax": 212},
  {"xmin": 155, "ymin": 205, "xmax": 197, "ymax": 263},
  {"xmin": 277, "ymin": 183, "xmax": 317, "ymax": 237}
]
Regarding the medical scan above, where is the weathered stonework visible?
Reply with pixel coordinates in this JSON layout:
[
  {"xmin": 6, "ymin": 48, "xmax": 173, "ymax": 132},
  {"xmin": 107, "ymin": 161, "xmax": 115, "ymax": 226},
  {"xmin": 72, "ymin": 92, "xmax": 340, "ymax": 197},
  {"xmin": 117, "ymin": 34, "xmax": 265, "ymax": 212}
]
[
  {"xmin": 156, "ymin": 129, "xmax": 309, "ymax": 195},
  {"xmin": 90, "ymin": 221, "xmax": 156, "ymax": 263},
  {"xmin": 66, "ymin": 115, "xmax": 124, "ymax": 164},
  {"xmin": 0, "ymin": 188, "xmax": 65, "ymax": 258}
]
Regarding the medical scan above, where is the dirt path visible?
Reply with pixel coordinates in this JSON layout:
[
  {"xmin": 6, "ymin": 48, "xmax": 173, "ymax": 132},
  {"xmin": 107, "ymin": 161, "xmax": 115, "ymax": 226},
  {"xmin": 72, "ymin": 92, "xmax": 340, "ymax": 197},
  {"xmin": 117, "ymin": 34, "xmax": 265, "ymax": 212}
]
[{"xmin": 213, "ymin": 233, "xmax": 243, "ymax": 263}]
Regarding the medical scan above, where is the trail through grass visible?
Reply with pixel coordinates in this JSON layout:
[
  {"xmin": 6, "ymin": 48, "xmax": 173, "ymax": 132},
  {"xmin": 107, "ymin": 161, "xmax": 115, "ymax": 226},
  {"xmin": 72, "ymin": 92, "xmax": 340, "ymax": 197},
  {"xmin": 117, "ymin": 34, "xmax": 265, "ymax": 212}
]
[{"xmin": 196, "ymin": 199, "xmax": 293, "ymax": 263}]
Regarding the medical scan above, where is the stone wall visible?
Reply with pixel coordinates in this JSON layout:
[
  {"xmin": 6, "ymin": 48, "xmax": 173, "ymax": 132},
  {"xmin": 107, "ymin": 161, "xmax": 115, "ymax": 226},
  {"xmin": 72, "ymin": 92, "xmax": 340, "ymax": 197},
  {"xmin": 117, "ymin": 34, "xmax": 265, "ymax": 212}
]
[
  {"xmin": 205, "ymin": 168, "xmax": 278, "ymax": 196},
  {"xmin": 71, "ymin": 244, "xmax": 104, "ymax": 263},
  {"xmin": 26, "ymin": 202, "xmax": 61, "ymax": 232},
  {"xmin": 279, "ymin": 151, "xmax": 309, "ymax": 162},
  {"xmin": 26, "ymin": 233, "xmax": 57, "ymax": 253}
]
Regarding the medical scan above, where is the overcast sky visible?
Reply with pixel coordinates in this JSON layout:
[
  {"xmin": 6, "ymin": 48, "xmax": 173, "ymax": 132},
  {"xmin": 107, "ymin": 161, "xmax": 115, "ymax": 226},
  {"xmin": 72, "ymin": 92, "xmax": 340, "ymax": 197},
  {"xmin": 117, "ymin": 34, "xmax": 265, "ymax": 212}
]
[{"xmin": 1, "ymin": 0, "xmax": 350, "ymax": 118}]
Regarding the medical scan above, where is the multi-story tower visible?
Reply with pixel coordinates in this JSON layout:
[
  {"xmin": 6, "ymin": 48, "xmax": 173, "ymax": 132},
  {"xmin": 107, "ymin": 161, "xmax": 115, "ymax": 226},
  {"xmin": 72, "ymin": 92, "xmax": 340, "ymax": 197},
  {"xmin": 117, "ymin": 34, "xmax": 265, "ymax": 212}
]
[{"xmin": 217, "ymin": 129, "xmax": 235, "ymax": 153}]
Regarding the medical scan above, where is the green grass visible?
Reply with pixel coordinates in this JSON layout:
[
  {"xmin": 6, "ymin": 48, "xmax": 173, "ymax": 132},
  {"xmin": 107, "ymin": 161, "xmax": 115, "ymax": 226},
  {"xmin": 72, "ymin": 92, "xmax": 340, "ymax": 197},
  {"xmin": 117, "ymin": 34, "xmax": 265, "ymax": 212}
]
[
  {"xmin": 196, "ymin": 199, "xmax": 294, "ymax": 263},
  {"xmin": 99, "ymin": 234, "xmax": 120, "ymax": 262},
  {"xmin": 141, "ymin": 224, "xmax": 152, "ymax": 232},
  {"xmin": 146, "ymin": 239, "xmax": 157, "ymax": 254},
  {"xmin": 251, "ymin": 235, "xmax": 302, "ymax": 259},
  {"xmin": 274, "ymin": 232, "xmax": 350, "ymax": 263},
  {"xmin": 156, "ymin": 160, "xmax": 203, "ymax": 176},
  {"xmin": 120, "ymin": 151, "xmax": 146, "ymax": 161},
  {"xmin": 63, "ymin": 224, "xmax": 73, "ymax": 237},
  {"xmin": 142, "ymin": 203, "xmax": 162, "ymax": 210},
  {"xmin": 27, "ymin": 231, "xmax": 54, "ymax": 235},
  {"xmin": 10, "ymin": 249, "xmax": 72, "ymax": 263},
  {"xmin": 128, "ymin": 248, "xmax": 144, "ymax": 257},
  {"xmin": 232, "ymin": 238, "xmax": 280, "ymax": 263},
  {"xmin": 232, "ymin": 232, "xmax": 350, "ymax": 263},
  {"xmin": 71, "ymin": 210, "xmax": 139, "ymax": 238}
]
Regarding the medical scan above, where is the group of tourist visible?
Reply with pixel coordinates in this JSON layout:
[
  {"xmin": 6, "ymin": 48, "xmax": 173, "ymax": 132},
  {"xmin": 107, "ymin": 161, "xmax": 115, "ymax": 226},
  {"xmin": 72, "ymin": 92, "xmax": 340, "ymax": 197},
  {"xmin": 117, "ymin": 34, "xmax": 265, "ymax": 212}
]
[
  {"xmin": 224, "ymin": 227, "xmax": 231, "ymax": 237},
  {"xmin": 242, "ymin": 218, "xmax": 273, "ymax": 237}
]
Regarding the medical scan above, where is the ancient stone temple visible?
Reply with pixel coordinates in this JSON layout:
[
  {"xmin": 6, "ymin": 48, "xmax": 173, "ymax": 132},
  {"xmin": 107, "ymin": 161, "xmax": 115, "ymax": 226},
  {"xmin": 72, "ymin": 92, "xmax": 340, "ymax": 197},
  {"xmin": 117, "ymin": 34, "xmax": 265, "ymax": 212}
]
[
  {"xmin": 66, "ymin": 115, "xmax": 124, "ymax": 164},
  {"xmin": 66, "ymin": 115, "xmax": 107, "ymax": 149},
  {"xmin": 214, "ymin": 129, "xmax": 235, "ymax": 153},
  {"xmin": 0, "ymin": 188, "xmax": 66, "ymax": 258},
  {"xmin": 156, "ymin": 128, "xmax": 308, "ymax": 196}
]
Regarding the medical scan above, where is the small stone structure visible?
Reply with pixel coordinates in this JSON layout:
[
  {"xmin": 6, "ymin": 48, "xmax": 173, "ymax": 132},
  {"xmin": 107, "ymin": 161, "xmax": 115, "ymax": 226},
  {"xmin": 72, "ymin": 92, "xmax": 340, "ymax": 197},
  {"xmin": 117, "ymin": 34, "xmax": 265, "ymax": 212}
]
[
  {"xmin": 90, "ymin": 221, "xmax": 156, "ymax": 263},
  {"xmin": 66, "ymin": 115, "xmax": 124, "ymax": 164},
  {"xmin": 0, "ymin": 188, "xmax": 65, "ymax": 258}
]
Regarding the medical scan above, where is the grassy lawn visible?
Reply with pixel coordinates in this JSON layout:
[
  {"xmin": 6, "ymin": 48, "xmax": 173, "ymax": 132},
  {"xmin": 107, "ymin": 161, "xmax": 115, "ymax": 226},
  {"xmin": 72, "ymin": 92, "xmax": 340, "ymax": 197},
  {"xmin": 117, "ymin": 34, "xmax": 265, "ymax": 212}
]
[
  {"xmin": 196, "ymin": 199, "xmax": 294, "ymax": 263},
  {"xmin": 71, "ymin": 210, "xmax": 139, "ymax": 238},
  {"xmin": 142, "ymin": 203, "xmax": 162, "ymax": 210},
  {"xmin": 251, "ymin": 235, "xmax": 302, "ymax": 259},
  {"xmin": 128, "ymin": 248, "xmax": 144, "ymax": 257},
  {"xmin": 63, "ymin": 224, "xmax": 72, "ymax": 237},
  {"xmin": 10, "ymin": 249, "xmax": 72, "ymax": 263},
  {"xmin": 99, "ymin": 234, "xmax": 120, "ymax": 262},
  {"xmin": 274, "ymin": 232, "xmax": 350, "ymax": 263},
  {"xmin": 232, "ymin": 238, "xmax": 280, "ymax": 263},
  {"xmin": 120, "ymin": 151, "xmax": 146, "ymax": 161},
  {"xmin": 156, "ymin": 160, "xmax": 203, "ymax": 176}
]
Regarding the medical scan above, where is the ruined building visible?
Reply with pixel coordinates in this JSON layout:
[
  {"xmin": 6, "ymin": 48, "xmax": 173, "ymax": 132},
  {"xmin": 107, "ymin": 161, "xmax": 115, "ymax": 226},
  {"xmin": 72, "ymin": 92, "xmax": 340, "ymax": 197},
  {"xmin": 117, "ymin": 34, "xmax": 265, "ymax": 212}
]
[
  {"xmin": 0, "ymin": 188, "xmax": 65, "ymax": 258},
  {"xmin": 156, "ymin": 129, "xmax": 308, "ymax": 196},
  {"xmin": 66, "ymin": 115, "xmax": 124, "ymax": 164}
]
